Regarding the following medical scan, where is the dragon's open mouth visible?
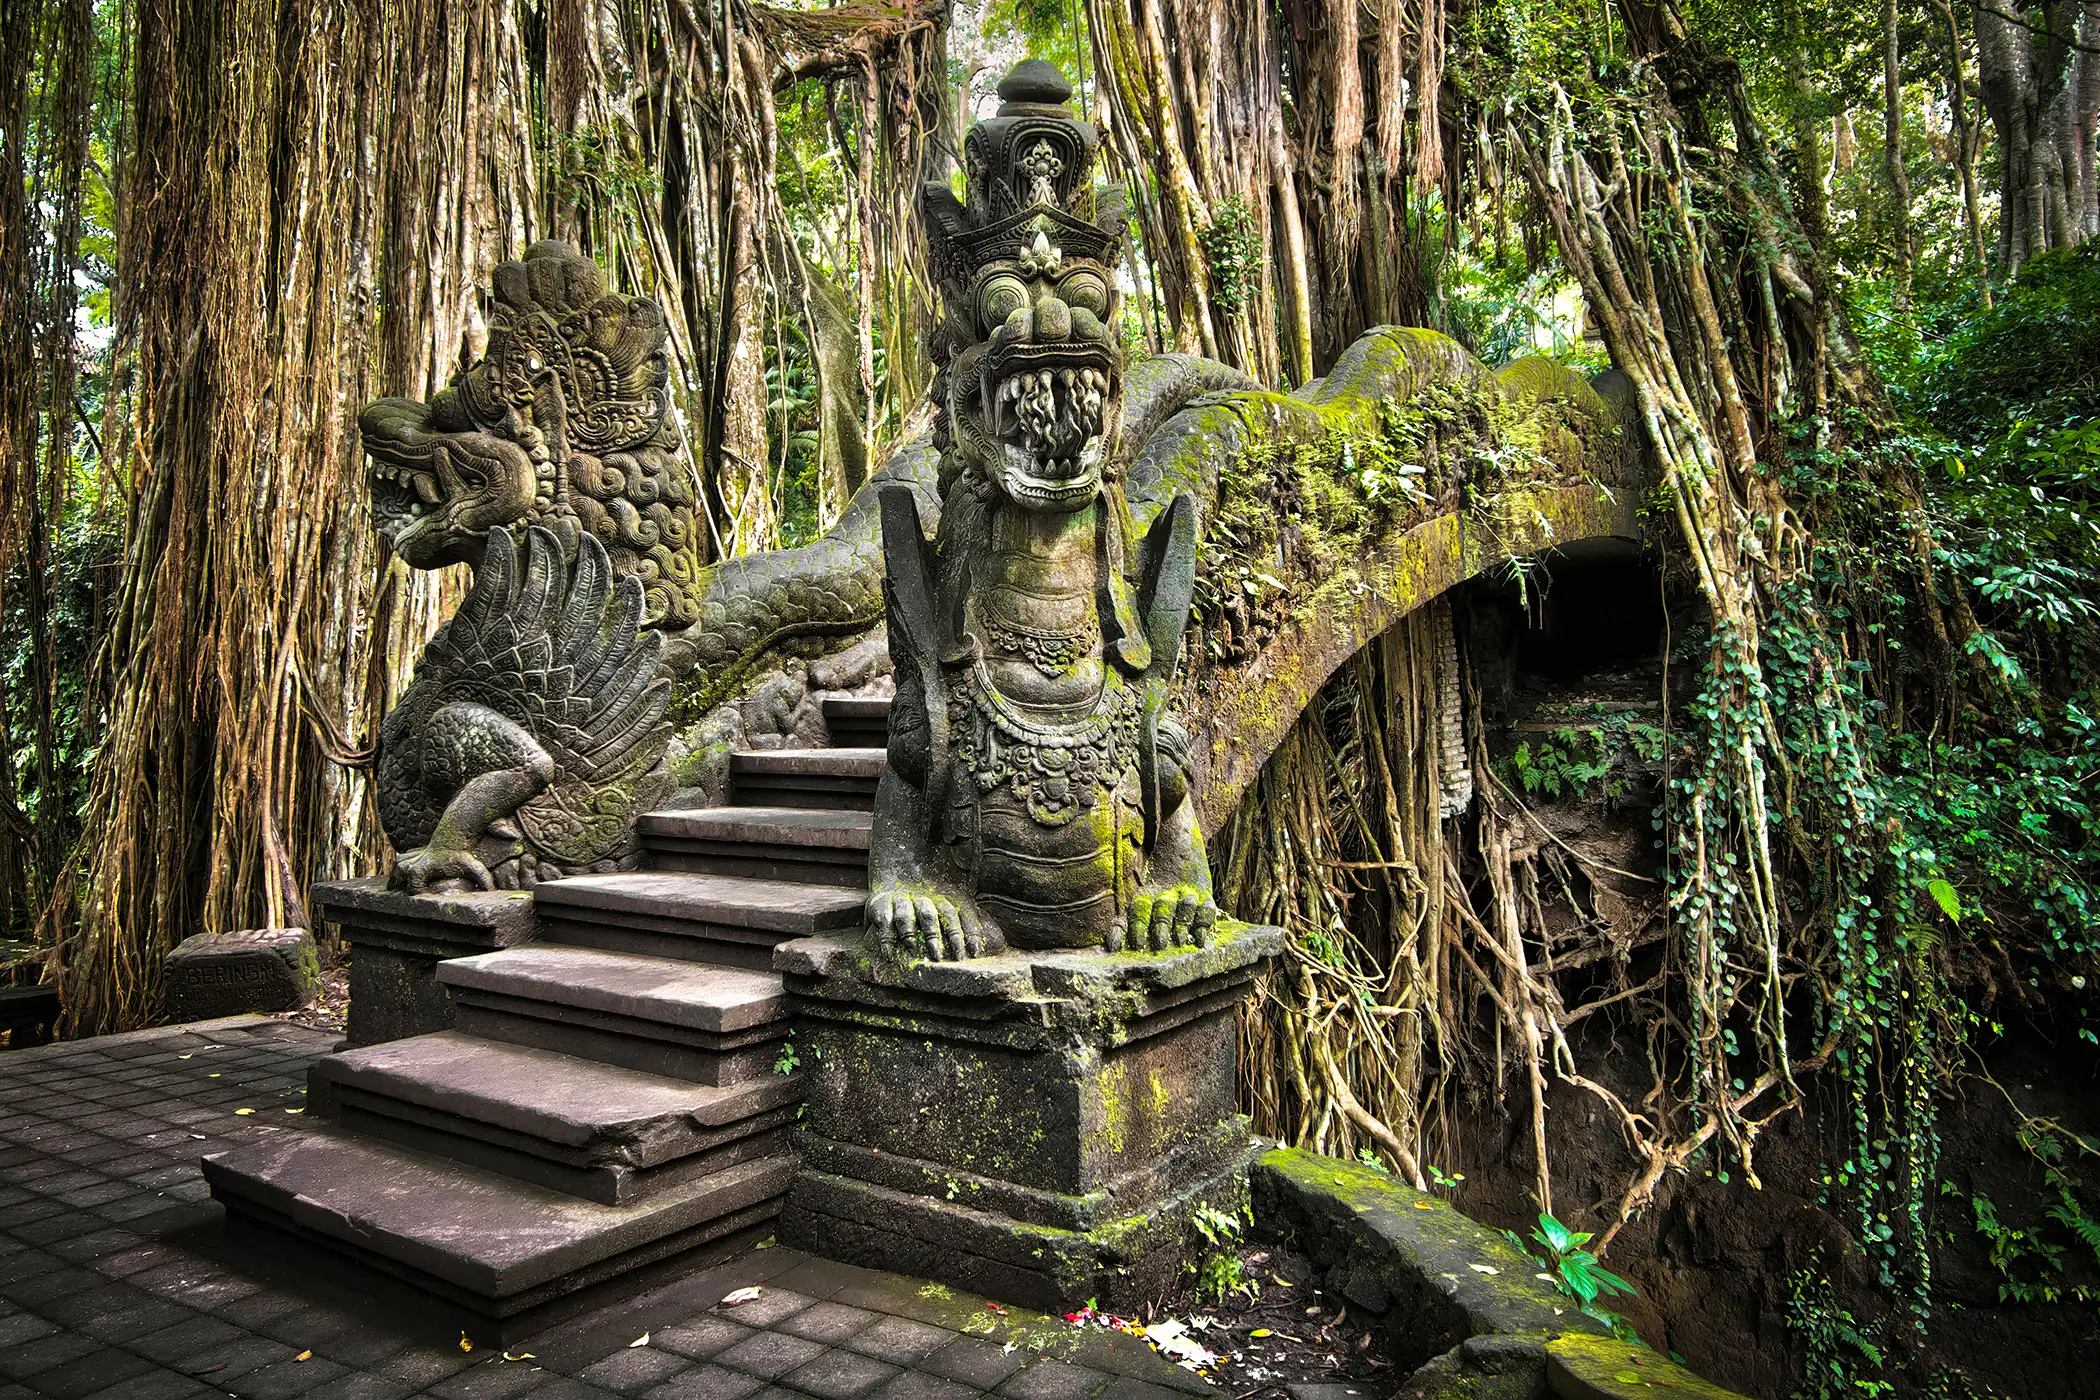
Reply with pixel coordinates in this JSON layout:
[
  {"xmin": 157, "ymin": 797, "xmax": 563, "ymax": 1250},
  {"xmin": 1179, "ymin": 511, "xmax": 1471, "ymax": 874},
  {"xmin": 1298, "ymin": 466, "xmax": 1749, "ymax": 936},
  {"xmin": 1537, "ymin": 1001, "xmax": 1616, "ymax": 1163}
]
[
  {"xmin": 981, "ymin": 345, "xmax": 1113, "ymax": 507},
  {"xmin": 369, "ymin": 458, "xmax": 440, "ymax": 554}
]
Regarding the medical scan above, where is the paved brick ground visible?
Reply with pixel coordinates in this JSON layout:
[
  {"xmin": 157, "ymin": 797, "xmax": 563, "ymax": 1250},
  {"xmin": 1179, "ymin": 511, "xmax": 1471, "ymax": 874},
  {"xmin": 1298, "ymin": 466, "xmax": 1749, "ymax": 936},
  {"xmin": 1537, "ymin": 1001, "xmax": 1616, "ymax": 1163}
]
[{"xmin": 0, "ymin": 1018, "xmax": 1214, "ymax": 1400}]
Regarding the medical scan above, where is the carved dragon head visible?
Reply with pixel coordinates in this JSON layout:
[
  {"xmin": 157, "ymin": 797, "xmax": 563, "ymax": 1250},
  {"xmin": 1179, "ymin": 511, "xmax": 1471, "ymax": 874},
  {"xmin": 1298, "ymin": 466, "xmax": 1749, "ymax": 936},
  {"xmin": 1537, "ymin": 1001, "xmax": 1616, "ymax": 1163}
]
[
  {"xmin": 923, "ymin": 61, "xmax": 1127, "ymax": 513},
  {"xmin": 359, "ymin": 241, "xmax": 705, "ymax": 627}
]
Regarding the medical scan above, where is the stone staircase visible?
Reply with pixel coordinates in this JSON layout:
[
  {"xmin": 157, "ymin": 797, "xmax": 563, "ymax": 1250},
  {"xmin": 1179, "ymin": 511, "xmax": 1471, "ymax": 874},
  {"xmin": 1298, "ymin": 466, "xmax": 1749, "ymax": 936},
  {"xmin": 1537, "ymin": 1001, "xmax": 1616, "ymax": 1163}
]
[{"xmin": 203, "ymin": 696, "xmax": 886, "ymax": 1324}]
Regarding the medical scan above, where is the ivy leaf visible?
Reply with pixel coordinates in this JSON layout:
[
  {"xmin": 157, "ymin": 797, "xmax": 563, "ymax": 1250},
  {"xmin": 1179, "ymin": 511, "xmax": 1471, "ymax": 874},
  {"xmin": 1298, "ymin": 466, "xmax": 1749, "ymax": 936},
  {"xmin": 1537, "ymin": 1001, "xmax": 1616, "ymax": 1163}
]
[{"xmin": 1926, "ymin": 878, "xmax": 1962, "ymax": 923}]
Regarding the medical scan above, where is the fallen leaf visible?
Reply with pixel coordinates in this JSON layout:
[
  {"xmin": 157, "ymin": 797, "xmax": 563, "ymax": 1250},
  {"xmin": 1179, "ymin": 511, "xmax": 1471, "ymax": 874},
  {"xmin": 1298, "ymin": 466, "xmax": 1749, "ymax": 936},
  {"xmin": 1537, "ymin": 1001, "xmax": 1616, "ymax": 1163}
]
[
  {"xmin": 500, "ymin": 1351, "xmax": 536, "ymax": 1363},
  {"xmin": 1616, "ymin": 1373, "xmax": 1644, "ymax": 1385},
  {"xmin": 234, "ymin": 1108, "xmax": 255, "ymax": 1116},
  {"xmin": 208, "ymin": 1073, "xmax": 221, "ymax": 1079},
  {"xmin": 178, "ymin": 1054, "xmax": 192, "ymax": 1060},
  {"xmin": 628, "ymin": 1334, "xmax": 649, "ymax": 1348},
  {"xmin": 189, "ymin": 1364, "xmax": 227, "ymax": 1376},
  {"xmin": 1250, "ymin": 1329, "xmax": 1272, "ymax": 1338},
  {"xmin": 1468, "ymin": 1264, "xmax": 1499, "ymax": 1275},
  {"xmin": 458, "ymin": 1334, "xmax": 473, "ymax": 1353},
  {"xmin": 1411, "ymin": 1201, "xmax": 1434, "ymax": 1210},
  {"xmin": 1273, "ymin": 1278, "xmax": 1294, "ymax": 1287},
  {"xmin": 284, "ymin": 1108, "xmax": 303, "ymax": 1115},
  {"xmin": 293, "ymin": 1351, "xmax": 312, "ymax": 1363},
  {"xmin": 985, "ymin": 1302, "xmax": 1006, "ymax": 1314},
  {"xmin": 720, "ymin": 1286, "xmax": 764, "ymax": 1306}
]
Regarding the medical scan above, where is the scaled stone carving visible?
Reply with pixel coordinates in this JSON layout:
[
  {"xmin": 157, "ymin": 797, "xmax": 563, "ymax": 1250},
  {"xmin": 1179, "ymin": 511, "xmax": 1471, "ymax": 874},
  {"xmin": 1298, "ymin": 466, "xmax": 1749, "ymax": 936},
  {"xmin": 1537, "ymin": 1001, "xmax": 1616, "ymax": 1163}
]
[
  {"xmin": 867, "ymin": 60, "xmax": 1219, "ymax": 960},
  {"xmin": 376, "ymin": 525, "xmax": 670, "ymax": 891}
]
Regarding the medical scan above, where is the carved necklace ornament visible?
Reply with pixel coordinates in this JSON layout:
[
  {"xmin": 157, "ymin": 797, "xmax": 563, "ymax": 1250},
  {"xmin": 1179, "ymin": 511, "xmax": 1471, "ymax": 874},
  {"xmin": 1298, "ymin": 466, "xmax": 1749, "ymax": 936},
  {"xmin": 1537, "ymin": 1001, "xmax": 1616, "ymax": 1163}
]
[{"xmin": 951, "ymin": 663, "xmax": 1141, "ymax": 827}]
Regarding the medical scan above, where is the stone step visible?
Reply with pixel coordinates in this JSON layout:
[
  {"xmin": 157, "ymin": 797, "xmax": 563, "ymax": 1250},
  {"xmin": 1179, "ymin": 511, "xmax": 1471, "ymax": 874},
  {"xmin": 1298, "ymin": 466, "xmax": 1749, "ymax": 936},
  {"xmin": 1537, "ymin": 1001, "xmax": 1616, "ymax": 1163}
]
[
  {"xmin": 204, "ymin": 1124, "xmax": 793, "ymax": 1318},
  {"xmin": 310, "ymin": 1031, "xmax": 803, "ymax": 1205},
  {"xmin": 639, "ymin": 806, "xmax": 873, "ymax": 889},
  {"xmin": 532, "ymin": 871, "xmax": 864, "ymax": 968},
  {"xmin": 435, "ymin": 945, "xmax": 790, "ymax": 1084},
  {"xmin": 729, "ymin": 747, "xmax": 884, "ymax": 812},
  {"xmin": 823, "ymin": 694, "xmax": 891, "ymax": 748}
]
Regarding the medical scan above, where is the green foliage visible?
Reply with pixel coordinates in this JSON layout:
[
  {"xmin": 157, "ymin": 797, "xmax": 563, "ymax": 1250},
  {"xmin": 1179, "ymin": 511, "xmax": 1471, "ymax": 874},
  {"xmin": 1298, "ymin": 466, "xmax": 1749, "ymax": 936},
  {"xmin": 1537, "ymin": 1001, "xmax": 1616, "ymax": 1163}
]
[
  {"xmin": 1786, "ymin": 1258, "xmax": 1892, "ymax": 1399},
  {"xmin": 1911, "ymin": 245, "xmax": 2100, "ymax": 445},
  {"xmin": 1495, "ymin": 712, "xmax": 1664, "ymax": 803},
  {"xmin": 1198, "ymin": 197, "xmax": 1262, "ymax": 318},
  {"xmin": 1510, "ymin": 1214, "xmax": 1637, "ymax": 1340},
  {"xmin": 1188, "ymin": 1205, "xmax": 1258, "ymax": 1304},
  {"xmin": 1952, "ymin": 1119, "xmax": 2100, "ymax": 1308}
]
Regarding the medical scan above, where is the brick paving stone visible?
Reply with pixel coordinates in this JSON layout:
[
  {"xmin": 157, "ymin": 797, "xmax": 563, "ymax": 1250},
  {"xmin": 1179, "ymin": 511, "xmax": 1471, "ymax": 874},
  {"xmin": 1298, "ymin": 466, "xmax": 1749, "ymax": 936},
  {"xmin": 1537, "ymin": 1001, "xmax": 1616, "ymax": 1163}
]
[
  {"xmin": 841, "ymin": 1318, "xmax": 952, "ymax": 1366},
  {"xmin": 573, "ymin": 1349, "xmax": 689, "ymax": 1396},
  {"xmin": 780, "ymin": 1349, "xmax": 901, "ymax": 1400},
  {"xmin": 522, "ymin": 1379, "xmax": 619, "ymax": 1400},
  {"xmin": 775, "ymin": 1302, "xmax": 879, "ymax": 1345},
  {"xmin": 637, "ymin": 1364, "xmax": 765, "ymax": 1400},
  {"xmin": 917, "ymin": 1337, "xmax": 1025, "ymax": 1391},
  {"xmin": 129, "ymin": 1316, "xmax": 246, "ymax": 1366},
  {"xmin": 169, "ymin": 1332, "xmax": 302, "ymax": 1385},
  {"xmin": 0, "ymin": 1310, "xmax": 61, "ymax": 1348},
  {"xmin": 302, "ymin": 1373, "xmax": 416, "ymax": 1400},
  {"xmin": 713, "ymin": 1289, "xmax": 815, "ymax": 1329},
  {"xmin": 713, "ymin": 1331, "xmax": 830, "ymax": 1381},
  {"xmin": 75, "ymin": 1366, "xmax": 216, "ymax": 1400},
  {"xmin": 1090, "ymin": 1380, "xmax": 1188, "ymax": 1400},
  {"xmin": 428, "ymin": 1359, "xmax": 551, "ymax": 1400},
  {"xmin": 5, "ymin": 1266, "xmax": 107, "ymax": 1307},
  {"xmin": 2, "ymin": 1335, "xmax": 100, "ymax": 1386},
  {"xmin": 29, "ymin": 1351, "xmax": 161, "ymax": 1400},
  {"xmin": 650, "ymin": 1315, "xmax": 757, "ymax": 1361},
  {"xmin": 866, "ymin": 1373, "xmax": 982, "ymax": 1400},
  {"xmin": 995, "ymin": 1360, "xmax": 1113, "ymax": 1400}
]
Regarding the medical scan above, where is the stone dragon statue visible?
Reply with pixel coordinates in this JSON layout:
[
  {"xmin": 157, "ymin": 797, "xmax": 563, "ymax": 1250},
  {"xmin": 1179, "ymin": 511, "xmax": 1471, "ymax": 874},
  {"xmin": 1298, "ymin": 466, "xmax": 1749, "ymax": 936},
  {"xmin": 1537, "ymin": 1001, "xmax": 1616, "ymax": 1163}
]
[
  {"xmin": 358, "ymin": 64, "xmax": 1632, "ymax": 902},
  {"xmin": 866, "ymin": 60, "xmax": 1217, "ymax": 961}
]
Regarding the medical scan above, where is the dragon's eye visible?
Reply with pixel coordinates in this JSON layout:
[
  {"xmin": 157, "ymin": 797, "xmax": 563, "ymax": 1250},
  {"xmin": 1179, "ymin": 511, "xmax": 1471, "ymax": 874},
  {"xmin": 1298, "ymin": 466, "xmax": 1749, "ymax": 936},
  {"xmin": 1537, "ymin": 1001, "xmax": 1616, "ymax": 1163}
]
[
  {"xmin": 978, "ymin": 273, "xmax": 1029, "ymax": 329},
  {"xmin": 1059, "ymin": 270, "xmax": 1109, "ymax": 317}
]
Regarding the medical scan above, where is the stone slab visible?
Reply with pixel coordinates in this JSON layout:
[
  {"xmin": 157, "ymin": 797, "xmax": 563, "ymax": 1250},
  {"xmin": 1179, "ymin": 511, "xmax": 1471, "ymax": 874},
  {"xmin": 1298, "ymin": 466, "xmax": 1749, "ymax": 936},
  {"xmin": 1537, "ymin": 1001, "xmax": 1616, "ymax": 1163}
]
[
  {"xmin": 313, "ymin": 876, "xmax": 537, "ymax": 957},
  {"xmin": 779, "ymin": 919, "xmax": 1284, "ymax": 1004},
  {"xmin": 311, "ymin": 1031, "xmax": 804, "ymax": 1162},
  {"xmin": 1250, "ymin": 1146, "xmax": 1614, "ymax": 1372},
  {"xmin": 203, "ymin": 1124, "xmax": 794, "ymax": 1308},
  {"xmin": 437, "ymin": 945, "xmax": 789, "ymax": 1034},
  {"xmin": 344, "ymin": 944, "xmax": 454, "ymax": 1047},
  {"xmin": 730, "ymin": 748, "xmax": 887, "ymax": 778},
  {"xmin": 640, "ymin": 807, "xmax": 874, "ymax": 850},
  {"xmin": 333, "ymin": 1092, "xmax": 796, "ymax": 1205},
  {"xmin": 782, "ymin": 1151, "xmax": 1253, "ymax": 1314},
  {"xmin": 163, "ymin": 928, "xmax": 317, "ymax": 1021},
  {"xmin": 446, "ymin": 995, "xmax": 781, "ymax": 1085},
  {"xmin": 533, "ymin": 871, "xmax": 865, "ymax": 934}
]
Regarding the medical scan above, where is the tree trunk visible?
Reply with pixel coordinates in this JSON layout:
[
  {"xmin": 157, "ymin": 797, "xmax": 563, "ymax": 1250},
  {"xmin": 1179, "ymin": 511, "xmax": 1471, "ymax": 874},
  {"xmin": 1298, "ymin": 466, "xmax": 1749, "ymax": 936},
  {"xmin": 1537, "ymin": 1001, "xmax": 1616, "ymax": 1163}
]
[
  {"xmin": 1976, "ymin": 0, "xmax": 2100, "ymax": 269},
  {"xmin": 1883, "ymin": 0, "xmax": 1913, "ymax": 315}
]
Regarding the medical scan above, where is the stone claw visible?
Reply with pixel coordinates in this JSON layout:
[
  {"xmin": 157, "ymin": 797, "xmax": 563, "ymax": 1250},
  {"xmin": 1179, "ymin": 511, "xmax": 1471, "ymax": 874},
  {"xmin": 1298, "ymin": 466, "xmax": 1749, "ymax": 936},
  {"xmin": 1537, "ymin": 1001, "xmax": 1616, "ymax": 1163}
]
[
  {"xmin": 391, "ymin": 845, "xmax": 494, "ymax": 895},
  {"xmin": 1131, "ymin": 885, "xmax": 1218, "ymax": 952},
  {"xmin": 866, "ymin": 887, "xmax": 1005, "ymax": 962}
]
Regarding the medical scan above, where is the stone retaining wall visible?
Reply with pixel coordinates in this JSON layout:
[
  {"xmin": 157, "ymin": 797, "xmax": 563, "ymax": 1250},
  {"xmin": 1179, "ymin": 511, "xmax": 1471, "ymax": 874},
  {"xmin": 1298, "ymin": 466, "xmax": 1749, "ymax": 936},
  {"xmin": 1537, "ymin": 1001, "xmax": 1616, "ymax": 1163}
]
[{"xmin": 1249, "ymin": 1147, "xmax": 1750, "ymax": 1399}]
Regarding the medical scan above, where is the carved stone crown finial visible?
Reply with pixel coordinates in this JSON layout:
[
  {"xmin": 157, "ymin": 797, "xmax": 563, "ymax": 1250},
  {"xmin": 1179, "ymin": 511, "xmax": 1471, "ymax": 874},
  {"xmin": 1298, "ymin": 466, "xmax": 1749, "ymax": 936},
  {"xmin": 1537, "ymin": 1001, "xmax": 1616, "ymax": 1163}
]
[{"xmin": 995, "ymin": 58, "xmax": 1073, "ymax": 105}]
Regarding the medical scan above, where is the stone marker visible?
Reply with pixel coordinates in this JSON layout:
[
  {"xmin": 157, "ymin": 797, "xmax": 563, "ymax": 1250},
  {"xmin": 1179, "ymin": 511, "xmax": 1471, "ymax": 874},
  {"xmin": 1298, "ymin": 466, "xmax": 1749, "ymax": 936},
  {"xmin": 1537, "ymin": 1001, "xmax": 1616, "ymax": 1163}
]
[{"xmin": 164, "ymin": 927, "xmax": 318, "ymax": 1021}]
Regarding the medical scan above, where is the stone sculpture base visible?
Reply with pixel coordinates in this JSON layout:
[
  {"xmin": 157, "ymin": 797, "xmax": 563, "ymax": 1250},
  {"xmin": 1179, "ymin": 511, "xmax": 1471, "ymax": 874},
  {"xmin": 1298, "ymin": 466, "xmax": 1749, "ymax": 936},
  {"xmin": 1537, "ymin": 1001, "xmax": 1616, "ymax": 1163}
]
[
  {"xmin": 776, "ymin": 922, "xmax": 1282, "ymax": 1312},
  {"xmin": 312, "ymin": 878, "xmax": 537, "ymax": 1046}
]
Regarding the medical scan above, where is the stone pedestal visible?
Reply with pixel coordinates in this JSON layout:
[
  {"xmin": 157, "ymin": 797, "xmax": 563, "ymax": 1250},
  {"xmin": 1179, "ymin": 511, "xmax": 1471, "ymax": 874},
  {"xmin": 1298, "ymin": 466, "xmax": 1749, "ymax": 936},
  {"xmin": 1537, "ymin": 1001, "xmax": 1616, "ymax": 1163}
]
[
  {"xmin": 775, "ymin": 921, "xmax": 1282, "ymax": 1312},
  {"xmin": 165, "ymin": 928, "xmax": 318, "ymax": 1021},
  {"xmin": 312, "ymin": 878, "xmax": 537, "ymax": 1047}
]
